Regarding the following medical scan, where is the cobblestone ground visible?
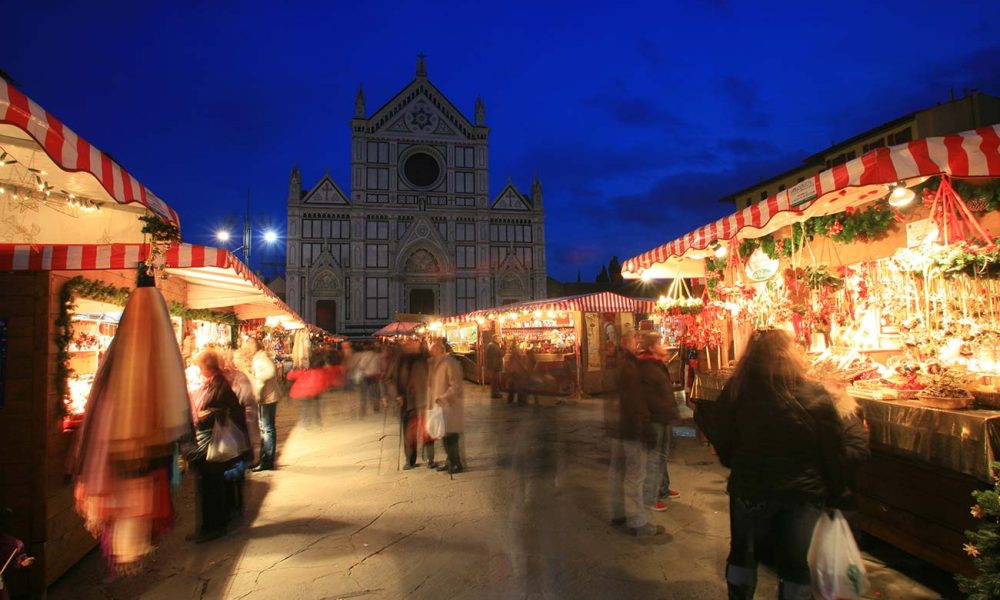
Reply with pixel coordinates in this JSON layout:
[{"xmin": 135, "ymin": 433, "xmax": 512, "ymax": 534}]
[{"xmin": 49, "ymin": 386, "xmax": 958, "ymax": 599}]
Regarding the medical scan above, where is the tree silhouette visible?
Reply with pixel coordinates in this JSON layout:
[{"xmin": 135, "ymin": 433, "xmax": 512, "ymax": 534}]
[
  {"xmin": 609, "ymin": 256, "xmax": 623, "ymax": 283},
  {"xmin": 596, "ymin": 266, "xmax": 610, "ymax": 283}
]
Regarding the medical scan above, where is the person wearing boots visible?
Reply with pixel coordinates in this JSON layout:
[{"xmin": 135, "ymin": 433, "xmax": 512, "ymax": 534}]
[{"xmin": 428, "ymin": 339, "xmax": 465, "ymax": 474}]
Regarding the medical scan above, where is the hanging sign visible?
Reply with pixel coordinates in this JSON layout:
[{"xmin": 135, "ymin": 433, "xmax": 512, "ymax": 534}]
[{"xmin": 788, "ymin": 179, "xmax": 818, "ymax": 206}]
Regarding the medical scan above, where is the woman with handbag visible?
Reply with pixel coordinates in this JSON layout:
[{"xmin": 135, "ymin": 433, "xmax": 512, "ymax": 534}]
[
  {"xmin": 703, "ymin": 329, "xmax": 847, "ymax": 600},
  {"xmin": 189, "ymin": 350, "xmax": 249, "ymax": 543}
]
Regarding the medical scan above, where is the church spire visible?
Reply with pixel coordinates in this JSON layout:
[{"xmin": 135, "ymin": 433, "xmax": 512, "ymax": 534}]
[
  {"xmin": 416, "ymin": 51, "xmax": 427, "ymax": 78},
  {"xmin": 531, "ymin": 175, "xmax": 543, "ymax": 209},
  {"xmin": 354, "ymin": 85, "xmax": 365, "ymax": 118},
  {"xmin": 288, "ymin": 165, "xmax": 301, "ymax": 204},
  {"xmin": 475, "ymin": 96, "xmax": 486, "ymax": 126}
]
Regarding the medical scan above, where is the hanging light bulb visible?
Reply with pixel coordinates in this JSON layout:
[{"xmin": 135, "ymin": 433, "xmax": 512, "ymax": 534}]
[
  {"xmin": 710, "ymin": 240, "xmax": 728, "ymax": 258},
  {"xmin": 888, "ymin": 183, "xmax": 915, "ymax": 207}
]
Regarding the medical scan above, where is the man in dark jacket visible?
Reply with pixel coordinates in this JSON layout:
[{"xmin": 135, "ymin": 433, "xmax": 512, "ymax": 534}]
[
  {"xmin": 607, "ymin": 329, "xmax": 662, "ymax": 537},
  {"xmin": 636, "ymin": 332, "xmax": 679, "ymax": 513}
]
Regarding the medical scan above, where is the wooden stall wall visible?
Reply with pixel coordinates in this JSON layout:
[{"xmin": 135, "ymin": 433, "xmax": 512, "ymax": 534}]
[{"xmin": 0, "ymin": 271, "xmax": 51, "ymax": 595}]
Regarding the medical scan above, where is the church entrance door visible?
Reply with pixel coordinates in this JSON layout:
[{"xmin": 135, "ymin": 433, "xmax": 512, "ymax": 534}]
[
  {"xmin": 315, "ymin": 299, "xmax": 337, "ymax": 333},
  {"xmin": 409, "ymin": 289, "xmax": 435, "ymax": 315}
]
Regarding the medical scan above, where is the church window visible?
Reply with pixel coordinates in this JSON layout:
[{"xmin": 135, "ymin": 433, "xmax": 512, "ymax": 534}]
[
  {"xmin": 455, "ymin": 147, "xmax": 474, "ymax": 168},
  {"xmin": 456, "ymin": 246, "xmax": 475, "ymax": 269},
  {"xmin": 429, "ymin": 196, "xmax": 449, "ymax": 206},
  {"xmin": 366, "ymin": 244, "xmax": 389, "ymax": 268},
  {"xmin": 455, "ymin": 222, "xmax": 475, "ymax": 242},
  {"xmin": 401, "ymin": 152, "xmax": 441, "ymax": 189},
  {"xmin": 367, "ymin": 142, "xmax": 389, "ymax": 164},
  {"xmin": 514, "ymin": 247, "xmax": 533, "ymax": 269},
  {"xmin": 397, "ymin": 218, "xmax": 411, "ymax": 238},
  {"xmin": 455, "ymin": 172, "xmax": 475, "ymax": 194},
  {"xmin": 366, "ymin": 167, "xmax": 390, "ymax": 190},
  {"xmin": 367, "ymin": 194, "xmax": 389, "ymax": 203},
  {"xmin": 366, "ymin": 278, "xmax": 389, "ymax": 320},
  {"xmin": 301, "ymin": 243, "xmax": 322, "ymax": 267},
  {"xmin": 366, "ymin": 220, "xmax": 389, "ymax": 240},
  {"xmin": 455, "ymin": 197, "xmax": 475, "ymax": 207},
  {"xmin": 456, "ymin": 278, "xmax": 476, "ymax": 314},
  {"xmin": 398, "ymin": 194, "xmax": 418, "ymax": 205}
]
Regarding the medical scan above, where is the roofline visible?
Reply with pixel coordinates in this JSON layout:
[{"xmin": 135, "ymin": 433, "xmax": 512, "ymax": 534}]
[
  {"xmin": 362, "ymin": 77, "xmax": 478, "ymax": 136},
  {"xmin": 720, "ymin": 91, "xmax": 999, "ymax": 203}
]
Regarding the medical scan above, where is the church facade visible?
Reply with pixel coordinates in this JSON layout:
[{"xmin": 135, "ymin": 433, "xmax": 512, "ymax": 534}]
[{"xmin": 285, "ymin": 56, "xmax": 547, "ymax": 336}]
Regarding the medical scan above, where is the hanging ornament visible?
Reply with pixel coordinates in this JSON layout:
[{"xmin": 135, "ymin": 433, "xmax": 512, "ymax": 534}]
[{"xmin": 745, "ymin": 247, "xmax": 780, "ymax": 282}]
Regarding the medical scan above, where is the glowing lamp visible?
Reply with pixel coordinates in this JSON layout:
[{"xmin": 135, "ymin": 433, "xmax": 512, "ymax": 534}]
[
  {"xmin": 262, "ymin": 229, "xmax": 279, "ymax": 244},
  {"xmin": 888, "ymin": 184, "xmax": 915, "ymax": 207},
  {"xmin": 216, "ymin": 230, "xmax": 231, "ymax": 243}
]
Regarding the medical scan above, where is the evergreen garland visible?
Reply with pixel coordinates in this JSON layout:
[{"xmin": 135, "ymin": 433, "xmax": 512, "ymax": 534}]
[
  {"xmin": 958, "ymin": 461, "xmax": 1000, "ymax": 599},
  {"xmin": 55, "ymin": 276, "xmax": 240, "ymax": 415}
]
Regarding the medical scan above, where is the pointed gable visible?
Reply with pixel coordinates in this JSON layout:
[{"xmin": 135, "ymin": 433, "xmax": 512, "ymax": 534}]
[
  {"xmin": 302, "ymin": 175, "xmax": 350, "ymax": 205},
  {"xmin": 366, "ymin": 79, "xmax": 477, "ymax": 140},
  {"xmin": 491, "ymin": 183, "xmax": 531, "ymax": 211}
]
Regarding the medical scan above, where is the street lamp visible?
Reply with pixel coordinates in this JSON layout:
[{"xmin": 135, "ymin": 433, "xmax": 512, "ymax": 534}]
[
  {"xmin": 262, "ymin": 229, "xmax": 278, "ymax": 244},
  {"xmin": 215, "ymin": 229, "xmax": 231, "ymax": 243}
]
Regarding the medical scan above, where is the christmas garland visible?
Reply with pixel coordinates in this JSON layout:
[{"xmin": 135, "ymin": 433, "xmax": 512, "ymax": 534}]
[
  {"xmin": 139, "ymin": 213, "xmax": 181, "ymax": 273},
  {"xmin": 56, "ymin": 276, "xmax": 240, "ymax": 415}
]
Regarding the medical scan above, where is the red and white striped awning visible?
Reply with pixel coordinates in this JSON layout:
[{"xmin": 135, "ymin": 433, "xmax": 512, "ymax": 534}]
[
  {"xmin": 622, "ymin": 124, "xmax": 1000, "ymax": 278},
  {"xmin": 0, "ymin": 242, "xmax": 302, "ymax": 325},
  {"xmin": 0, "ymin": 80, "xmax": 180, "ymax": 229},
  {"xmin": 445, "ymin": 292, "xmax": 656, "ymax": 323}
]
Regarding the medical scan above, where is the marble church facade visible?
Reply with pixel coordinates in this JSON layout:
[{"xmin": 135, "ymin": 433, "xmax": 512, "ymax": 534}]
[{"xmin": 286, "ymin": 56, "xmax": 547, "ymax": 336}]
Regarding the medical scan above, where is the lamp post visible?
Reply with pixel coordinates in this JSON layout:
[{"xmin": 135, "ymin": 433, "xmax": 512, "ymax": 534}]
[{"xmin": 214, "ymin": 191, "xmax": 280, "ymax": 269}]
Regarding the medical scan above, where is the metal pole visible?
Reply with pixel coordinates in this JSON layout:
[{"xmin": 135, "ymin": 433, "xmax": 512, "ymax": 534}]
[{"xmin": 243, "ymin": 189, "xmax": 252, "ymax": 266}]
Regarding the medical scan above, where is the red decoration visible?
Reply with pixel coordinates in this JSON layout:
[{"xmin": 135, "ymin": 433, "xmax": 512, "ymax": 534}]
[{"xmin": 926, "ymin": 176, "xmax": 994, "ymax": 247}]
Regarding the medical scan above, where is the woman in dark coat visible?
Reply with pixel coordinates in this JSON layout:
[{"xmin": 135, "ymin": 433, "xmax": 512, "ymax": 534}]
[
  {"xmin": 705, "ymin": 329, "xmax": 847, "ymax": 600},
  {"xmin": 636, "ymin": 332, "xmax": 679, "ymax": 512},
  {"xmin": 189, "ymin": 350, "xmax": 249, "ymax": 543}
]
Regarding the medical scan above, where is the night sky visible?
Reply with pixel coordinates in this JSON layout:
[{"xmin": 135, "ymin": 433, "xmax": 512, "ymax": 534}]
[{"xmin": 5, "ymin": 1, "xmax": 1000, "ymax": 280}]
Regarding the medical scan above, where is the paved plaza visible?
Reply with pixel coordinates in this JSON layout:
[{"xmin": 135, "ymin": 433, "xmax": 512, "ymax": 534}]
[{"xmin": 50, "ymin": 386, "xmax": 957, "ymax": 599}]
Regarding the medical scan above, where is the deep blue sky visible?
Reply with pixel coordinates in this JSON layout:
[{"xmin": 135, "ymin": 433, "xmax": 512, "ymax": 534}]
[{"xmin": 6, "ymin": 1, "xmax": 1000, "ymax": 280}]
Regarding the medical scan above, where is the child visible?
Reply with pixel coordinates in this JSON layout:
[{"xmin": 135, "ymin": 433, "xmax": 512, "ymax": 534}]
[{"xmin": 0, "ymin": 508, "xmax": 34, "ymax": 600}]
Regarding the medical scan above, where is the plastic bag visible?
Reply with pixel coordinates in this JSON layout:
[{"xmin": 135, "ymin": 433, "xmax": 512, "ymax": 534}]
[
  {"xmin": 425, "ymin": 406, "xmax": 445, "ymax": 440},
  {"xmin": 206, "ymin": 417, "xmax": 249, "ymax": 463},
  {"xmin": 807, "ymin": 510, "xmax": 869, "ymax": 599}
]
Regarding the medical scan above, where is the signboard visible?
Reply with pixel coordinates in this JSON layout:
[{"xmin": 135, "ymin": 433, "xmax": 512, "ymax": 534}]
[
  {"xmin": 788, "ymin": 178, "xmax": 819, "ymax": 207},
  {"xmin": 906, "ymin": 218, "xmax": 939, "ymax": 248},
  {"xmin": 585, "ymin": 313, "xmax": 602, "ymax": 371}
]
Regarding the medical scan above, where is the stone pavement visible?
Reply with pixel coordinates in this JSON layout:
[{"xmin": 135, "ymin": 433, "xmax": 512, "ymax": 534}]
[{"xmin": 49, "ymin": 386, "xmax": 958, "ymax": 599}]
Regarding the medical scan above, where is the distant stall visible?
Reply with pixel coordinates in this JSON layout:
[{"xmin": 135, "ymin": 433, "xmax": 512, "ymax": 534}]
[{"xmin": 443, "ymin": 292, "xmax": 655, "ymax": 394}]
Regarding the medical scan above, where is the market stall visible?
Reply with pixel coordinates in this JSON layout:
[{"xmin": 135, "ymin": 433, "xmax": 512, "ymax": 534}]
[
  {"xmin": 622, "ymin": 124, "xmax": 1000, "ymax": 575},
  {"xmin": 443, "ymin": 292, "xmax": 655, "ymax": 394},
  {"xmin": 0, "ymin": 79, "xmax": 302, "ymax": 595}
]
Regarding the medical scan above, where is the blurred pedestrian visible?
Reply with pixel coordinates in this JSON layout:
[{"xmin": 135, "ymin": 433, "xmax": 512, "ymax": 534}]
[
  {"xmin": 636, "ymin": 332, "xmax": 680, "ymax": 513},
  {"xmin": 701, "ymin": 329, "xmax": 847, "ymax": 600},
  {"xmin": 506, "ymin": 344, "xmax": 529, "ymax": 406},
  {"xmin": 608, "ymin": 329, "xmax": 662, "ymax": 537},
  {"xmin": 219, "ymin": 348, "xmax": 258, "ymax": 514},
  {"xmin": 244, "ymin": 338, "xmax": 281, "ymax": 472},
  {"xmin": 395, "ymin": 338, "xmax": 433, "ymax": 469},
  {"xmin": 428, "ymin": 339, "xmax": 465, "ymax": 474},
  {"xmin": 188, "ymin": 350, "xmax": 249, "ymax": 543},
  {"xmin": 485, "ymin": 334, "xmax": 503, "ymax": 399},
  {"xmin": 287, "ymin": 354, "xmax": 330, "ymax": 428}
]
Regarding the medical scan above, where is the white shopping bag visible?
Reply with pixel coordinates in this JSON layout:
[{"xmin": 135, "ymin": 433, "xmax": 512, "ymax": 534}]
[
  {"xmin": 425, "ymin": 406, "xmax": 445, "ymax": 440},
  {"xmin": 807, "ymin": 510, "xmax": 869, "ymax": 599}
]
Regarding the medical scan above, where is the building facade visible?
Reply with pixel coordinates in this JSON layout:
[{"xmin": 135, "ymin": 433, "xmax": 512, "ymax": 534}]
[
  {"xmin": 286, "ymin": 56, "xmax": 546, "ymax": 336},
  {"xmin": 726, "ymin": 91, "xmax": 1000, "ymax": 210}
]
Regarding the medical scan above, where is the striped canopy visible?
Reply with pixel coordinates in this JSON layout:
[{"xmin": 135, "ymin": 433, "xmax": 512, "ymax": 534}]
[
  {"xmin": 445, "ymin": 292, "xmax": 655, "ymax": 323},
  {"xmin": 0, "ymin": 80, "xmax": 181, "ymax": 229},
  {"xmin": 0, "ymin": 242, "xmax": 301, "ymax": 324},
  {"xmin": 623, "ymin": 124, "xmax": 1000, "ymax": 279}
]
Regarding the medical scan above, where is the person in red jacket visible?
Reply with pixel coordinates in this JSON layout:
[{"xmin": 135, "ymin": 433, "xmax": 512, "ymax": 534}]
[{"xmin": 286, "ymin": 354, "xmax": 330, "ymax": 428}]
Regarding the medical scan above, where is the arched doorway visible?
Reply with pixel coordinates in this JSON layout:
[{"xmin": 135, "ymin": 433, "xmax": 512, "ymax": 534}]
[
  {"xmin": 315, "ymin": 299, "xmax": 337, "ymax": 332},
  {"xmin": 409, "ymin": 289, "xmax": 435, "ymax": 315}
]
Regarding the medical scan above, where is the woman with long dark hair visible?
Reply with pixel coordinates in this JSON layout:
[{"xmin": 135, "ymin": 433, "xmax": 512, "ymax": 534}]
[{"xmin": 707, "ymin": 329, "xmax": 847, "ymax": 600}]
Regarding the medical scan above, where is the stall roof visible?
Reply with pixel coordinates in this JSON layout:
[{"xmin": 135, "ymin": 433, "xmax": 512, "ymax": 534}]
[
  {"xmin": 0, "ymin": 242, "xmax": 303, "ymax": 327},
  {"xmin": 372, "ymin": 321, "xmax": 422, "ymax": 337},
  {"xmin": 445, "ymin": 292, "xmax": 655, "ymax": 323},
  {"xmin": 0, "ymin": 80, "xmax": 181, "ymax": 238},
  {"xmin": 622, "ymin": 124, "xmax": 1000, "ymax": 279}
]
